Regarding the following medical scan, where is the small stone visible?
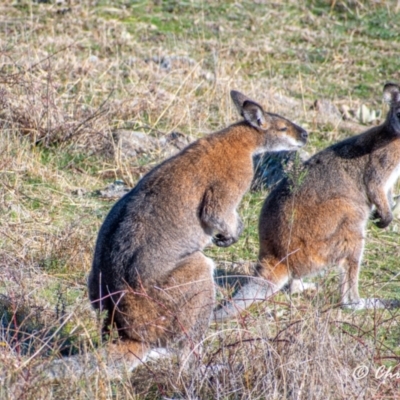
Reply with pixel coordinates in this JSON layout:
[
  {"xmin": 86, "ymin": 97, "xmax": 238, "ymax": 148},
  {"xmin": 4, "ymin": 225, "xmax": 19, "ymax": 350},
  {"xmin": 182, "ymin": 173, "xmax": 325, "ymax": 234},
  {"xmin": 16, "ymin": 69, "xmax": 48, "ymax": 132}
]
[
  {"xmin": 340, "ymin": 104, "xmax": 353, "ymax": 120},
  {"xmin": 71, "ymin": 188, "xmax": 87, "ymax": 197},
  {"xmin": 88, "ymin": 55, "xmax": 99, "ymax": 64},
  {"xmin": 96, "ymin": 181, "xmax": 130, "ymax": 199},
  {"xmin": 355, "ymin": 105, "xmax": 381, "ymax": 124},
  {"xmin": 312, "ymin": 99, "xmax": 343, "ymax": 124}
]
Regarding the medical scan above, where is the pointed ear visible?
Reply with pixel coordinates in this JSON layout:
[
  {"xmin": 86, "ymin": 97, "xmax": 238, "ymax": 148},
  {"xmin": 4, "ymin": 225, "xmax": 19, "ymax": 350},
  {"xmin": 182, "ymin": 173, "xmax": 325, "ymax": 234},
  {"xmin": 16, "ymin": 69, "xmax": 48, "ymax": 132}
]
[
  {"xmin": 383, "ymin": 83, "xmax": 400, "ymax": 104},
  {"xmin": 230, "ymin": 90, "xmax": 271, "ymax": 129},
  {"xmin": 230, "ymin": 90, "xmax": 253, "ymax": 114},
  {"xmin": 242, "ymin": 100, "xmax": 272, "ymax": 129}
]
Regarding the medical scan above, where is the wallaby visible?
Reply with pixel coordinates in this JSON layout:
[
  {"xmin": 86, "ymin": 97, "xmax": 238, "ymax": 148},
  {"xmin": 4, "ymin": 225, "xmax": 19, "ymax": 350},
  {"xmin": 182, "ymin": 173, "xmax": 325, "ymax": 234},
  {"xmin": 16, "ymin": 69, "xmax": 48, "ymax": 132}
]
[
  {"xmin": 214, "ymin": 83, "xmax": 400, "ymax": 322},
  {"xmin": 26, "ymin": 91, "xmax": 307, "ymax": 383}
]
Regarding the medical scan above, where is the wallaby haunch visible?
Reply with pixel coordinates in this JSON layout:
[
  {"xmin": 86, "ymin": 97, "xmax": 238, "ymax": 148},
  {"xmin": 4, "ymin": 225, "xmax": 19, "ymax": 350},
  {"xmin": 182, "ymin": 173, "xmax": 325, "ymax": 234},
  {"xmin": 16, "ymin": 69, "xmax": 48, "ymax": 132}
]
[
  {"xmin": 214, "ymin": 83, "xmax": 400, "ymax": 321},
  {"xmin": 32, "ymin": 91, "xmax": 307, "ymax": 382}
]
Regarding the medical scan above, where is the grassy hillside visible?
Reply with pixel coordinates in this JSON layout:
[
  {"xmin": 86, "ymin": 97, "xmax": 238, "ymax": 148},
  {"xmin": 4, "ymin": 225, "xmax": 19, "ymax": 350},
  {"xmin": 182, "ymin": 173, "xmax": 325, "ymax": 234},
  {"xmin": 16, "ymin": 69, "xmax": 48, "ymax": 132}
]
[{"xmin": 1, "ymin": 0, "xmax": 400, "ymax": 398}]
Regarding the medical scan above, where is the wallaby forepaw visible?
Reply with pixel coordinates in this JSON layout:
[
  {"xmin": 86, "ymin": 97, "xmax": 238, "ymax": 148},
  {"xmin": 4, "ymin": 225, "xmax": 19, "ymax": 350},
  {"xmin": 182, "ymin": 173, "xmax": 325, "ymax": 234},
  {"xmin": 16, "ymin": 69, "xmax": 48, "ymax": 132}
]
[
  {"xmin": 212, "ymin": 234, "xmax": 237, "ymax": 247},
  {"xmin": 372, "ymin": 211, "xmax": 392, "ymax": 228},
  {"xmin": 374, "ymin": 218, "xmax": 392, "ymax": 229}
]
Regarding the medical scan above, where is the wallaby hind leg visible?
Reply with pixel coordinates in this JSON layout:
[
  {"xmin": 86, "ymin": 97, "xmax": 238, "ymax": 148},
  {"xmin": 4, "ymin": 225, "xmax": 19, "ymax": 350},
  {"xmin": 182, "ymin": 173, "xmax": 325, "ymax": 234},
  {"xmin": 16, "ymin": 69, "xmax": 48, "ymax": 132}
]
[
  {"xmin": 339, "ymin": 254, "xmax": 361, "ymax": 307},
  {"xmin": 105, "ymin": 339, "xmax": 149, "ymax": 371},
  {"xmin": 255, "ymin": 257, "xmax": 292, "ymax": 293},
  {"xmin": 111, "ymin": 252, "xmax": 215, "ymax": 363},
  {"xmin": 26, "ymin": 255, "xmax": 215, "ymax": 385},
  {"xmin": 161, "ymin": 252, "xmax": 216, "ymax": 349},
  {"xmin": 339, "ymin": 242, "xmax": 385, "ymax": 310}
]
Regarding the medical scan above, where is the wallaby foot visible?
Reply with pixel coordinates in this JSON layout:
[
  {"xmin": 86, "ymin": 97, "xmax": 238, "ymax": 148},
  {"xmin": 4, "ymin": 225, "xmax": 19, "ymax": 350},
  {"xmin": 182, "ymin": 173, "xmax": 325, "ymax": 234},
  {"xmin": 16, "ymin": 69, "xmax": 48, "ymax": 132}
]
[
  {"xmin": 213, "ymin": 277, "xmax": 280, "ymax": 322},
  {"xmin": 289, "ymin": 279, "xmax": 317, "ymax": 294},
  {"xmin": 213, "ymin": 258, "xmax": 292, "ymax": 322},
  {"xmin": 212, "ymin": 233, "xmax": 238, "ymax": 247},
  {"xmin": 27, "ymin": 339, "xmax": 149, "ymax": 385},
  {"xmin": 145, "ymin": 347, "xmax": 172, "ymax": 362},
  {"xmin": 342, "ymin": 297, "xmax": 388, "ymax": 310},
  {"xmin": 162, "ymin": 252, "xmax": 216, "ymax": 348}
]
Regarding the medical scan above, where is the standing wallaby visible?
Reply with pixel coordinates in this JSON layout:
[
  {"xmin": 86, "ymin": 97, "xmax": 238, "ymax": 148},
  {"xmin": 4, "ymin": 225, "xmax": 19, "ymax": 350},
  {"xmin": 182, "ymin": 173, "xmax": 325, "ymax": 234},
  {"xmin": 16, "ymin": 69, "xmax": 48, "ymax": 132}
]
[
  {"xmin": 30, "ymin": 90, "xmax": 305, "ymax": 382},
  {"xmin": 214, "ymin": 83, "xmax": 400, "ymax": 322}
]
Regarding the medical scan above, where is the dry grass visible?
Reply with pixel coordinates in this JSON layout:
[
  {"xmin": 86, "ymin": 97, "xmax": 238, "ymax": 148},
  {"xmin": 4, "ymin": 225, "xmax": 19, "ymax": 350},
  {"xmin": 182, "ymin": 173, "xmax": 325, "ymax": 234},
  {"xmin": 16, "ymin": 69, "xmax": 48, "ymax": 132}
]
[{"xmin": 1, "ymin": 0, "xmax": 400, "ymax": 399}]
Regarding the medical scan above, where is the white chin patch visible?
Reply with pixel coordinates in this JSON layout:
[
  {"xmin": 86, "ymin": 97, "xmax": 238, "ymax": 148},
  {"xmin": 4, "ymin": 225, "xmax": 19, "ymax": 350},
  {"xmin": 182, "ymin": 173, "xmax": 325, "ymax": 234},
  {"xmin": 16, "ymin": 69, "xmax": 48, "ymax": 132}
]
[
  {"xmin": 271, "ymin": 144, "xmax": 298, "ymax": 152},
  {"xmin": 285, "ymin": 135, "xmax": 304, "ymax": 147},
  {"xmin": 254, "ymin": 135, "xmax": 304, "ymax": 154},
  {"xmin": 270, "ymin": 135, "xmax": 304, "ymax": 152}
]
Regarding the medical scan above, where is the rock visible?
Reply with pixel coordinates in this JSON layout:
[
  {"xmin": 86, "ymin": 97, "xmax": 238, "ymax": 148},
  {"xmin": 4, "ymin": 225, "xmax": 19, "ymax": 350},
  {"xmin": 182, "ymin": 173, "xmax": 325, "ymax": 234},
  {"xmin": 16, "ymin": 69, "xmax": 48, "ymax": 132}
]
[
  {"xmin": 115, "ymin": 130, "xmax": 159, "ymax": 158},
  {"xmin": 310, "ymin": 99, "xmax": 366, "ymax": 134},
  {"xmin": 251, "ymin": 149, "xmax": 310, "ymax": 191},
  {"xmin": 115, "ymin": 129, "xmax": 194, "ymax": 160},
  {"xmin": 158, "ymin": 131, "xmax": 194, "ymax": 157},
  {"xmin": 151, "ymin": 56, "xmax": 171, "ymax": 71},
  {"xmin": 340, "ymin": 104, "xmax": 353, "ymax": 121},
  {"xmin": 71, "ymin": 188, "xmax": 87, "ymax": 197},
  {"xmin": 355, "ymin": 104, "xmax": 381, "ymax": 124},
  {"xmin": 95, "ymin": 181, "xmax": 130, "ymax": 199},
  {"xmin": 311, "ymin": 99, "xmax": 343, "ymax": 125},
  {"xmin": 200, "ymin": 70, "xmax": 215, "ymax": 82},
  {"xmin": 148, "ymin": 55, "xmax": 196, "ymax": 72},
  {"xmin": 214, "ymin": 261, "xmax": 256, "ymax": 293},
  {"xmin": 252, "ymin": 152, "xmax": 292, "ymax": 190},
  {"xmin": 392, "ymin": 194, "xmax": 400, "ymax": 218},
  {"xmin": 88, "ymin": 55, "xmax": 99, "ymax": 64}
]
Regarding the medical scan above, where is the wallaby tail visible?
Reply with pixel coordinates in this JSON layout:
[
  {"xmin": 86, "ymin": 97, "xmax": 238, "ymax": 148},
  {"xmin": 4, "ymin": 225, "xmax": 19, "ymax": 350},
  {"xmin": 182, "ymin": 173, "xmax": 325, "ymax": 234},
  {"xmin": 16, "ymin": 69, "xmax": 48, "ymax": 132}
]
[
  {"xmin": 15, "ymin": 340, "xmax": 149, "ymax": 390},
  {"xmin": 213, "ymin": 278, "xmax": 279, "ymax": 322}
]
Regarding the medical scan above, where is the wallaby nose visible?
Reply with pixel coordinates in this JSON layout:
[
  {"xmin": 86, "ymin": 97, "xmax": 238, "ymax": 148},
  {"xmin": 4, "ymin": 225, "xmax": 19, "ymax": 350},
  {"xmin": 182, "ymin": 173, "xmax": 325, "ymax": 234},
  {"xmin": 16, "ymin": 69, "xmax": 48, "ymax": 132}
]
[{"xmin": 301, "ymin": 130, "xmax": 308, "ymax": 141}]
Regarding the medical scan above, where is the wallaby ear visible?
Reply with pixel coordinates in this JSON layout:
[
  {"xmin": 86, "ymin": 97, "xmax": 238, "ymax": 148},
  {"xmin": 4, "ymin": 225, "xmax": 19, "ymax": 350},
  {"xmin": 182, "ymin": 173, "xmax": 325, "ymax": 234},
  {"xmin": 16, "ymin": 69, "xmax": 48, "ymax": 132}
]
[
  {"xmin": 230, "ymin": 90, "xmax": 253, "ymax": 114},
  {"xmin": 383, "ymin": 83, "xmax": 400, "ymax": 104},
  {"xmin": 230, "ymin": 90, "xmax": 271, "ymax": 129},
  {"xmin": 242, "ymin": 101, "xmax": 272, "ymax": 129}
]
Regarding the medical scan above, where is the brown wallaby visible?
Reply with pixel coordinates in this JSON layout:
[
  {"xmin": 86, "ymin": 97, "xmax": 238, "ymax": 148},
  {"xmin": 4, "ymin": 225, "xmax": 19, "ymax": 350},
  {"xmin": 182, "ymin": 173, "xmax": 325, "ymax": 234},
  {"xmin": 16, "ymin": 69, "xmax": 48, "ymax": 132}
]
[
  {"xmin": 28, "ymin": 91, "xmax": 307, "ymax": 382},
  {"xmin": 214, "ymin": 83, "xmax": 400, "ymax": 322}
]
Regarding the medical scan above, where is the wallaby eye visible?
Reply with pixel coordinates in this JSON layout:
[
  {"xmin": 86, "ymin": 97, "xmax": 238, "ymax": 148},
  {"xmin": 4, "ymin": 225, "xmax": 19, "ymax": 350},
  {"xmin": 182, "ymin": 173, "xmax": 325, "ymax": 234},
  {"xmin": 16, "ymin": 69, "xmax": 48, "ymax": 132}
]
[
  {"xmin": 279, "ymin": 127, "xmax": 288, "ymax": 132},
  {"xmin": 396, "ymin": 112, "xmax": 400, "ymax": 119}
]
